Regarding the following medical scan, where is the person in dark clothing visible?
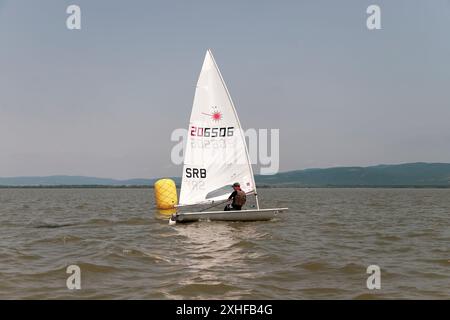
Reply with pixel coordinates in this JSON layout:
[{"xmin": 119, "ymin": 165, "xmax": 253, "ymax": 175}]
[{"xmin": 224, "ymin": 182, "xmax": 247, "ymax": 211}]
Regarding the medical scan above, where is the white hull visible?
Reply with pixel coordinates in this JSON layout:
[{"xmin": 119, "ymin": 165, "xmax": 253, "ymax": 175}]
[{"xmin": 171, "ymin": 208, "xmax": 288, "ymax": 223}]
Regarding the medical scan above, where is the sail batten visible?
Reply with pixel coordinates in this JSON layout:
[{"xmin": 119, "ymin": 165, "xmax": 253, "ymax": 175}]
[{"xmin": 179, "ymin": 50, "xmax": 256, "ymax": 206}]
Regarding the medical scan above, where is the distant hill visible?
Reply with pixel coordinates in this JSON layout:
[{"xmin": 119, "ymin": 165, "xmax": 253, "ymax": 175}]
[
  {"xmin": 1, "ymin": 163, "xmax": 450, "ymax": 187},
  {"xmin": 0, "ymin": 176, "xmax": 162, "ymax": 186},
  {"xmin": 255, "ymin": 162, "xmax": 450, "ymax": 187}
]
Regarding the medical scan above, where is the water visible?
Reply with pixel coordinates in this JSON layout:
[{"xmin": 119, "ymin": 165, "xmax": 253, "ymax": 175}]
[{"xmin": 0, "ymin": 188, "xmax": 448, "ymax": 299}]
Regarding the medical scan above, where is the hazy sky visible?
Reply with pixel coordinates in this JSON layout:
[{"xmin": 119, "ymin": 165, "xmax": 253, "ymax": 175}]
[{"xmin": 1, "ymin": 0, "xmax": 449, "ymax": 179}]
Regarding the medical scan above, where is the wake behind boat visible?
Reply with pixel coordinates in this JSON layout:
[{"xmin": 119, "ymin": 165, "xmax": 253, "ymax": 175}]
[{"xmin": 154, "ymin": 49, "xmax": 288, "ymax": 224}]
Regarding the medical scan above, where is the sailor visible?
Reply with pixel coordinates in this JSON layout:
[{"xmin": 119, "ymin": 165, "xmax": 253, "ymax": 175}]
[{"xmin": 224, "ymin": 182, "xmax": 247, "ymax": 211}]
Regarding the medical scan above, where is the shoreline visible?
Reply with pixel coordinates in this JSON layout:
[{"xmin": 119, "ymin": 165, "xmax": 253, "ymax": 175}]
[{"xmin": 1, "ymin": 185, "xmax": 450, "ymax": 189}]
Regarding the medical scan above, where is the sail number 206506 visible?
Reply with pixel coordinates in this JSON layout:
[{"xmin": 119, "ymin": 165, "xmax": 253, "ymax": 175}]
[{"xmin": 190, "ymin": 126, "xmax": 234, "ymax": 137}]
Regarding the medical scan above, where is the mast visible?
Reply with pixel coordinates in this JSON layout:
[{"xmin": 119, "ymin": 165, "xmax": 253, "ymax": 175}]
[{"xmin": 207, "ymin": 49, "xmax": 260, "ymax": 209}]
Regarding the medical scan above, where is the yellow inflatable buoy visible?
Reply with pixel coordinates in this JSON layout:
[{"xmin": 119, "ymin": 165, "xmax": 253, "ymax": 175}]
[{"xmin": 154, "ymin": 179, "xmax": 178, "ymax": 215}]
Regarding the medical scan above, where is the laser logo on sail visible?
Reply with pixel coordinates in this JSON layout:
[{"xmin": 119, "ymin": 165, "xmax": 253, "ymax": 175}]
[{"xmin": 202, "ymin": 106, "xmax": 223, "ymax": 122}]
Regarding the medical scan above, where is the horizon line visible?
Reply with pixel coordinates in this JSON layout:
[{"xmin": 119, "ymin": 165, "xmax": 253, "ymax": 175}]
[{"xmin": 1, "ymin": 161, "xmax": 449, "ymax": 180}]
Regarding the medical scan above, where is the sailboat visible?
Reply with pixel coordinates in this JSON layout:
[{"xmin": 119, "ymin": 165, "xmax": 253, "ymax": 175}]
[{"xmin": 169, "ymin": 49, "xmax": 288, "ymax": 224}]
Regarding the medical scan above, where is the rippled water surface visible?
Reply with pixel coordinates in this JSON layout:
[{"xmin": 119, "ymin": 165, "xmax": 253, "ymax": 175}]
[{"xmin": 0, "ymin": 188, "xmax": 449, "ymax": 299}]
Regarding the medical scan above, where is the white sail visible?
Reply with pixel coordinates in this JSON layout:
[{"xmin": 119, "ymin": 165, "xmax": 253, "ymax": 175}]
[{"xmin": 179, "ymin": 50, "xmax": 256, "ymax": 206}]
